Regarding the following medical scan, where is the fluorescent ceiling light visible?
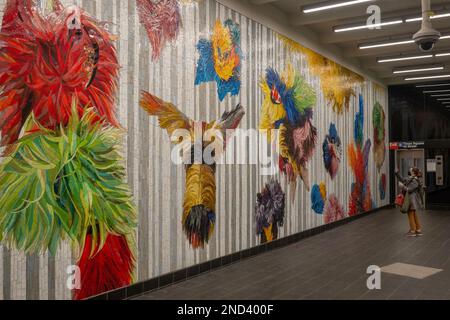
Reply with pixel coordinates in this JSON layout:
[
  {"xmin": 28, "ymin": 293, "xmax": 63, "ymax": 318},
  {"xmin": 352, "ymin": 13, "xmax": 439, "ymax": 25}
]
[
  {"xmin": 431, "ymin": 94, "xmax": 450, "ymax": 97},
  {"xmin": 405, "ymin": 17, "xmax": 422, "ymax": 23},
  {"xmin": 302, "ymin": 0, "xmax": 374, "ymax": 14},
  {"xmin": 437, "ymin": 98, "xmax": 450, "ymax": 100},
  {"xmin": 360, "ymin": 39, "xmax": 414, "ymax": 49},
  {"xmin": 423, "ymin": 89, "xmax": 450, "ymax": 93},
  {"xmin": 378, "ymin": 54, "xmax": 433, "ymax": 63},
  {"xmin": 378, "ymin": 52, "xmax": 450, "ymax": 63},
  {"xmin": 360, "ymin": 35, "xmax": 450, "ymax": 50},
  {"xmin": 406, "ymin": 12, "xmax": 450, "ymax": 23},
  {"xmin": 434, "ymin": 13, "xmax": 450, "ymax": 19},
  {"xmin": 405, "ymin": 74, "xmax": 450, "ymax": 81},
  {"xmin": 417, "ymin": 83, "xmax": 450, "ymax": 88},
  {"xmin": 334, "ymin": 20, "xmax": 403, "ymax": 33},
  {"xmin": 393, "ymin": 66, "xmax": 444, "ymax": 74}
]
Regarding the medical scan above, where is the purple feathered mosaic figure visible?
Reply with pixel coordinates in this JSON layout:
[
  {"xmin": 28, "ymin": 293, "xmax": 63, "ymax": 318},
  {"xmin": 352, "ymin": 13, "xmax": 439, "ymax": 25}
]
[{"xmin": 255, "ymin": 179, "xmax": 286, "ymax": 244}]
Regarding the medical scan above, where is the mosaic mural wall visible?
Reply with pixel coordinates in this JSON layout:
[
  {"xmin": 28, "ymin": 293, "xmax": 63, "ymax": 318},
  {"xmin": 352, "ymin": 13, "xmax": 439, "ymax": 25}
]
[{"xmin": 0, "ymin": 0, "xmax": 389, "ymax": 299}]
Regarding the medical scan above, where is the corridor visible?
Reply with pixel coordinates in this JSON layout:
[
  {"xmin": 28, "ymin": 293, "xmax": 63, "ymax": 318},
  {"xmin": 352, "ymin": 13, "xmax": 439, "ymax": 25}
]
[{"xmin": 134, "ymin": 208, "xmax": 450, "ymax": 300}]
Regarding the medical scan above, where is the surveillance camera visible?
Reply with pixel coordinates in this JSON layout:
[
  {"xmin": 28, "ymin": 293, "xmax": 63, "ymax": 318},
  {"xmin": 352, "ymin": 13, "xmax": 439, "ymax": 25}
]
[
  {"xmin": 413, "ymin": 27, "xmax": 441, "ymax": 52},
  {"xmin": 413, "ymin": 0, "xmax": 441, "ymax": 52}
]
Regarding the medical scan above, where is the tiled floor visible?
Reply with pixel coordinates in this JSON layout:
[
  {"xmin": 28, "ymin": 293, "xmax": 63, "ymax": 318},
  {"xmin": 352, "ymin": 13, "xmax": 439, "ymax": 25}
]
[{"xmin": 133, "ymin": 208, "xmax": 450, "ymax": 300}]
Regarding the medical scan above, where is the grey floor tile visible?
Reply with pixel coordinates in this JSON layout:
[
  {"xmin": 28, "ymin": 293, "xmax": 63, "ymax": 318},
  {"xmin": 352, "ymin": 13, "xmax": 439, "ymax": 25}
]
[{"xmin": 133, "ymin": 209, "xmax": 450, "ymax": 301}]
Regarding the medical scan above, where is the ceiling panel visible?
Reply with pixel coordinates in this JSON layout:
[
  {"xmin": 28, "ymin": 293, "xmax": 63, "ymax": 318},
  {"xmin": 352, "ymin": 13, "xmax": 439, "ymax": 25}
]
[{"xmin": 249, "ymin": 0, "xmax": 450, "ymax": 84}]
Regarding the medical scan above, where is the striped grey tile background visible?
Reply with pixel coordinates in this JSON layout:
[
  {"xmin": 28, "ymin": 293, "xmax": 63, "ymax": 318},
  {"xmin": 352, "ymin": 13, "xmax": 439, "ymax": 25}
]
[{"xmin": 0, "ymin": 0, "xmax": 389, "ymax": 299}]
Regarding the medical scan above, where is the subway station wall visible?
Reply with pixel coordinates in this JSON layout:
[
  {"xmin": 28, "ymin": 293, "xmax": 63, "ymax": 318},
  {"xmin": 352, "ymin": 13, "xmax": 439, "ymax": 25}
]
[{"xmin": 0, "ymin": 0, "xmax": 389, "ymax": 299}]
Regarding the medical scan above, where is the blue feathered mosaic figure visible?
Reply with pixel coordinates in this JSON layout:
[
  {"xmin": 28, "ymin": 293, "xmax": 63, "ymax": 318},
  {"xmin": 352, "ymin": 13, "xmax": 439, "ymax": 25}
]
[
  {"xmin": 311, "ymin": 184, "xmax": 325, "ymax": 214},
  {"xmin": 259, "ymin": 65, "xmax": 318, "ymax": 197},
  {"xmin": 195, "ymin": 19, "xmax": 242, "ymax": 101},
  {"xmin": 354, "ymin": 94, "xmax": 365, "ymax": 149}
]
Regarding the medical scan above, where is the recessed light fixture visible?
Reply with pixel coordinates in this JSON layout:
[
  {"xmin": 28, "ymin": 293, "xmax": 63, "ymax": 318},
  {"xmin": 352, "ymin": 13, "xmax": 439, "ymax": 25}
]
[
  {"xmin": 393, "ymin": 66, "xmax": 444, "ymax": 74},
  {"xmin": 422, "ymin": 89, "xmax": 450, "ymax": 93},
  {"xmin": 334, "ymin": 19, "xmax": 403, "ymax": 33},
  {"xmin": 406, "ymin": 12, "xmax": 450, "ymax": 23},
  {"xmin": 302, "ymin": 0, "xmax": 374, "ymax": 14},
  {"xmin": 378, "ymin": 54, "xmax": 433, "ymax": 63},
  {"xmin": 360, "ymin": 35, "xmax": 450, "ymax": 49},
  {"xmin": 405, "ymin": 74, "xmax": 450, "ymax": 81}
]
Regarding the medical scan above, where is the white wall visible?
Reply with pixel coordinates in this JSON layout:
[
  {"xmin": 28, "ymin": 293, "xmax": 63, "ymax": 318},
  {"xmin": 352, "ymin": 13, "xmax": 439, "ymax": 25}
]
[{"xmin": 0, "ymin": 0, "xmax": 389, "ymax": 299}]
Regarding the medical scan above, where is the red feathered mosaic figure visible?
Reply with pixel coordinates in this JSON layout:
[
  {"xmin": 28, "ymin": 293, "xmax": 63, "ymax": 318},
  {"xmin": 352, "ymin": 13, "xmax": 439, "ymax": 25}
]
[
  {"xmin": 136, "ymin": 0, "xmax": 182, "ymax": 61},
  {"xmin": 0, "ymin": 0, "xmax": 119, "ymax": 146},
  {"xmin": 347, "ymin": 94, "xmax": 372, "ymax": 216},
  {"xmin": 0, "ymin": 0, "xmax": 136, "ymax": 300}
]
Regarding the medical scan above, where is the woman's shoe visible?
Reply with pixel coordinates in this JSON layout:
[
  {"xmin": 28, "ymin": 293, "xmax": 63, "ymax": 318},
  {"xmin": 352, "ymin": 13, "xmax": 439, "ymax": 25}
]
[
  {"xmin": 405, "ymin": 231, "xmax": 416, "ymax": 237},
  {"xmin": 415, "ymin": 230, "xmax": 423, "ymax": 236}
]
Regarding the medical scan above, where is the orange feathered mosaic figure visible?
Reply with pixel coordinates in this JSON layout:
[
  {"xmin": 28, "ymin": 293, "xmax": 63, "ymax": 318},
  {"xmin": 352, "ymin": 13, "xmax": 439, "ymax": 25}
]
[{"xmin": 0, "ymin": 0, "xmax": 136, "ymax": 300}]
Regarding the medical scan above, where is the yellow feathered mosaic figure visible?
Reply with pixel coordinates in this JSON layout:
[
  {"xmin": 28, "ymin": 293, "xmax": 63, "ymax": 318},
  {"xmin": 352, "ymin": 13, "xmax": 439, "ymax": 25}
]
[
  {"xmin": 278, "ymin": 35, "xmax": 363, "ymax": 114},
  {"xmin": 140, "ymin": 91, "xmax": 245, "ymax": 248}
]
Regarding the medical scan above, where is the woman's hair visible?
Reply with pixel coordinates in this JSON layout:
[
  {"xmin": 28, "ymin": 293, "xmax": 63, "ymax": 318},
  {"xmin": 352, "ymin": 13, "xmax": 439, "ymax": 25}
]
[{"xmin": 411, "ymin": 167, "xmax": 423, "ymax": 178}]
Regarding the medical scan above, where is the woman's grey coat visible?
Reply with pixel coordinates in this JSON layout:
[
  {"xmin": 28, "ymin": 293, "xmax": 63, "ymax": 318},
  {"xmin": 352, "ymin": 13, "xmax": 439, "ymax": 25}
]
[{"xmin": 396, "ymin": 172, "xmax": 424, "ymax": 211}]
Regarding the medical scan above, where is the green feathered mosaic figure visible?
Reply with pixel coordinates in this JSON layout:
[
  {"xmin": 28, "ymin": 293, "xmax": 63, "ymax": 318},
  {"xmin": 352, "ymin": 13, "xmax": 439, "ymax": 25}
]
[
  {"xmin": 0, "ymin": 105, "xmax": 137, "ymax": 299},
  {"xmin": 0, "ymin": 0, "xmax": 136, "ymax": 300},
  {"xmin": 372, "ymin": 102, "xmax": 386, "ymax": 172}
]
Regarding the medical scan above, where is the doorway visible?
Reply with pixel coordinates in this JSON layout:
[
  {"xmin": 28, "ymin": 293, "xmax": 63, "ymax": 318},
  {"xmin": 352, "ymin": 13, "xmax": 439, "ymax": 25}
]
[{"xmin": 395, "ymin": 149, "xmax": 425, "ymax": 196}]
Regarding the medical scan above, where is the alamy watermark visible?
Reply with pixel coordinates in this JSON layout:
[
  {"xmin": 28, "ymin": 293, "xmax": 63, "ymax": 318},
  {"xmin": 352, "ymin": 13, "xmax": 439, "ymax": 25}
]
[
  {"xmin": 366, "ymin": 265, "xmax": 381, "ymax": 290},
  {"xmin": 66, "ymin": 265, "xmax": 81, "ymax": 290},
  {"xmin": 366, "ymin": 5, "xmax": 382, "ymax": 29},
  {"xmin": 168, "ymin": 127, "xmax": 282, "ymax": 176}
]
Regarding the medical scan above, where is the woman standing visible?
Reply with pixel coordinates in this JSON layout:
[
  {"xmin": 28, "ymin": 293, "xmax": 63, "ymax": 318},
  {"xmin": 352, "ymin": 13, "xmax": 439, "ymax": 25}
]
[{"xmin": 395, "ymin": 167, "xmax": 425, "ymax": 237}]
